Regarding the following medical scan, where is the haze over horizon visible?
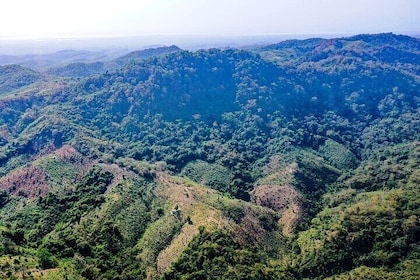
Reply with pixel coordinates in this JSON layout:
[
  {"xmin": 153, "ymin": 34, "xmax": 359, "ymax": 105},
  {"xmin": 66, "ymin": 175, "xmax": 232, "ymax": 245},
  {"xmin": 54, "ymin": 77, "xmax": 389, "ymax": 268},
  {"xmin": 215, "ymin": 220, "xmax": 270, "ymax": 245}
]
[
  {"xmin": 1, "ymin": 0, "xmax": 419, "ymax": 40},
  {"xmin": 0, "ymin": 1, "xmax": 419, "ymax": 278}
]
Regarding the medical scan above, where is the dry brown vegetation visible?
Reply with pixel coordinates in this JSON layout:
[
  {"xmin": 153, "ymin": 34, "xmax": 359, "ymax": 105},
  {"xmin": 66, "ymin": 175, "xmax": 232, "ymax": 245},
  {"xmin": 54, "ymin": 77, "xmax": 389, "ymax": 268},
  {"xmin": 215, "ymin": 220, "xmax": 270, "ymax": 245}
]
[
  {"xmin": 251, "ymin": 184, "xmax": 306, "ymax": 235},
  {"xmin": 0, "ymin": 165, "xmax": 49, "ymax": 198},
  {"xmin": 154, "ymin": 173, "xmax": 228, "ymax": 273},
  {"xmin": 251, "ymin": 157, "xmax": 307, "ymax": 235}
]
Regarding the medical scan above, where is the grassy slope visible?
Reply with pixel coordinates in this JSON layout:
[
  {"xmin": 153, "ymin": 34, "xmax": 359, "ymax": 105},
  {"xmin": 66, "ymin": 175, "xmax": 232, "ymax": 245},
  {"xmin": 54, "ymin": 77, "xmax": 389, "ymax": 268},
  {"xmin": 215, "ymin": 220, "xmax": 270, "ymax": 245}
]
[{"xmin": 0, "ymin": 34, "xmax": 418, "ymax": 279}]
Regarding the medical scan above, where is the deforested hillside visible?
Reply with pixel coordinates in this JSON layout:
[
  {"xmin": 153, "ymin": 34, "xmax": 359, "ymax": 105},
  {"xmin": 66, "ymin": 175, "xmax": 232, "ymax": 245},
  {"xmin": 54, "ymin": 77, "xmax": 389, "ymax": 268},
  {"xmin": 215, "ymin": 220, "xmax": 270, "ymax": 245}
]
[{"xmin": 0, "ymin": 33, "xmax": 419, "ymax": 279}]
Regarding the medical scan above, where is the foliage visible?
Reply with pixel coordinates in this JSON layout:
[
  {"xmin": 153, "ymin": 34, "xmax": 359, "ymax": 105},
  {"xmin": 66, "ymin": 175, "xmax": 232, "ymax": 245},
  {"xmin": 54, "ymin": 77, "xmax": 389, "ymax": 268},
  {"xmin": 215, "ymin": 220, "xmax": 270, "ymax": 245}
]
[
  {"xmin": 0, "ymin": 33, "xmax": 419, "ymax": 279},
  {"xmin": 181, "ymin": 160, "xmax": 234, "ymax": 194},
  {"xmin": 0, "ymin": 64, "xmax": 43, "ymax": 95},
  {"xmin": 293, "ymin": 186, "xmax": 420, "ymax": 278},
  {"xmin": 0, "ymin": 190, "xmax": 9, "ymax": 208},
  {"xmin": 37, "ymin": 247, "xmax": 58, "ymax": 269},
  {"xmin": 163, "ymin": 228, "xmax": 295, "ymax": 280}
]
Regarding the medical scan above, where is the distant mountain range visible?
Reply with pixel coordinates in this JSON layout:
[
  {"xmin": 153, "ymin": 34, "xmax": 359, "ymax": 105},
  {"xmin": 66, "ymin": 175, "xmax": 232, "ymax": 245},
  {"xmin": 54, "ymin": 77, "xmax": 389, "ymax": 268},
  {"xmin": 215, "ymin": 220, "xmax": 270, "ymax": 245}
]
[{"xmin": 0, "ymin": 33, "xmax": 419, "ymax": 279}]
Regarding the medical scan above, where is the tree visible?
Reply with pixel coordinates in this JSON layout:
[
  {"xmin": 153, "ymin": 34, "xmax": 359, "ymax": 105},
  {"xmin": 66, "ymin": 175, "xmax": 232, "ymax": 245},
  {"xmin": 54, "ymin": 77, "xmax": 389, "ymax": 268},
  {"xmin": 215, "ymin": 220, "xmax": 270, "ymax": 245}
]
[{"xmin": 37, "ymin": 248, "xmax": 58, "ymax": 269}]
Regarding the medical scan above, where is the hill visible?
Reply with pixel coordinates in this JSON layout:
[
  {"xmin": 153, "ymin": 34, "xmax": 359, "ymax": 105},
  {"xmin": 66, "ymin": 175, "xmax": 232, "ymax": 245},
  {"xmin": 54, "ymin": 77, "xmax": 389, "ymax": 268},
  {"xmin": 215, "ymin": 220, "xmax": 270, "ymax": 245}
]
[
  {"xmin": 0, "ymin": 33, "xmax": 419, "ymax": 279},
  {"xmin": 46, "ymin": 46, "xmax": 183, "ymax": 78},
  {"xmin": 0, "ymin": 49, "xmax": 125, "ymax": 72},
  {"xmin": 0, "ymin": 65, "xmax": 44, "ymax": 95},
  {"xmin": 114, "ymin": 45, "xmax": 182, "ymax": 65}
]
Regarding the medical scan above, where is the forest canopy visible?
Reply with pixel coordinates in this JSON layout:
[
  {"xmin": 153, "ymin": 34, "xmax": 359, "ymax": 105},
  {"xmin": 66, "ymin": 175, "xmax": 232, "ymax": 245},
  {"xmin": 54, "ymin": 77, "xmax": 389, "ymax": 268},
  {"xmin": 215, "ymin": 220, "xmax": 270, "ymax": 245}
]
[{"xmin": 0, "ymin": 33, "xmax": 419, "ymax": 279}]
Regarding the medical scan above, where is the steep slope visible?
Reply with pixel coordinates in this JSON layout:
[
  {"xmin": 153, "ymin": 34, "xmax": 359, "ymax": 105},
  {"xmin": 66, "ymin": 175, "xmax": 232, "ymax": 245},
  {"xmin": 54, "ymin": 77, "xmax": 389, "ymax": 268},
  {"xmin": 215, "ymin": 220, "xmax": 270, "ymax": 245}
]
[
  {"xmin": 0, "ymin": 147, "xmax": 283, "ymax": 279},
  {"xmin": 260, "ymin": 33, "xmax": 419, "ymax": 119},
  {"xmin": 0, "ymin": 33, "xmax": 418, "ymax": 279},
  {"xmin": 0, "ymin": 65, "xmax": 44, "ymax": 95}
]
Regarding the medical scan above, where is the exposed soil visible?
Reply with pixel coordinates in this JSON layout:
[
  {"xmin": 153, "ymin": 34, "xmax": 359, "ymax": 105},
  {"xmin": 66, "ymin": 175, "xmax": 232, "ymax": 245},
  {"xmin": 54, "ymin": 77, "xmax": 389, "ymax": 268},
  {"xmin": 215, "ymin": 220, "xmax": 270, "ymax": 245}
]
[
  {"xmin": 251, "ymin": 184, "xmax": 305, "ymax": 235},
  {"xmin": 0, "ymin": 165, "xmax": 49, "ymax": 198}
]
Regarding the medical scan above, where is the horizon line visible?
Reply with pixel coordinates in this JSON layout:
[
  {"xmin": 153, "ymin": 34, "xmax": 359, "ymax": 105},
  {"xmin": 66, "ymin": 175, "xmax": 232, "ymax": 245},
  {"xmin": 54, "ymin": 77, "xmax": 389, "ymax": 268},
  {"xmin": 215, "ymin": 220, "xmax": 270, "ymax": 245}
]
[{"xmin": 1, "ymin": 31, "xmax": 419, "ymax": 41}]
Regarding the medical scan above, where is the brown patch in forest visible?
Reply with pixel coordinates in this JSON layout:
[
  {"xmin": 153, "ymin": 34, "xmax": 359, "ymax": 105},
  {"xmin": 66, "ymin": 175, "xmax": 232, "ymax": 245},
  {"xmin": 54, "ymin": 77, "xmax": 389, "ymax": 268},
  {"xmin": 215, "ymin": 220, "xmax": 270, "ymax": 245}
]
[
  {"xmin": 52, "ymin": 144, "xmax": 79, "ymax": 161},
  {"xmin": 0, "ymin": 165, "xmax": 49, "ymax": 198},
  {"xmin": 280, "ymin": 203, "xmax": 305, "ymax": 236},
  {"xmin": 231, "ymin": 207, "xmax": 266, "ymax": 246},
  {"xmin": 155, "ymin": 173, "xmax": 199, "ymax": 208},
  {"xmin": 154, "ymin": 173, "xmax": 229, "ymax": 273},
  {"xmin": 52, "ymin": 145, "xmax": 95, "ymax": 181},
  {"xmin": 251, "ymin": 185, "xmax": 300, "ymax": 212},
  {"xmin": 0, "ymin": 145, "xmax": 92, "ymax": 198},
  {"xmin": 52, "ymin": 144, "xmax": 91, "ymax": 170},
  {"xmin": 98, "ymin": 162, "xmax": 137, "ymax": 193},
  {"xmin": 251, "ymin": 184, "xmax": 305, "ymax": 235}
]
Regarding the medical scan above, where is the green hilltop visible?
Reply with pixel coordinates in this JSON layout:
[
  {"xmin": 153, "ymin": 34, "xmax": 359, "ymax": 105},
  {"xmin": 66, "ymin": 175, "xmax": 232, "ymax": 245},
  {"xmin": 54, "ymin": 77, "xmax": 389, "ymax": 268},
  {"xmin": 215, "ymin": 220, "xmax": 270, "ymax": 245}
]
[{"xmin": 0, "ymin": 33, "xmax": 419, "ymax": 279}]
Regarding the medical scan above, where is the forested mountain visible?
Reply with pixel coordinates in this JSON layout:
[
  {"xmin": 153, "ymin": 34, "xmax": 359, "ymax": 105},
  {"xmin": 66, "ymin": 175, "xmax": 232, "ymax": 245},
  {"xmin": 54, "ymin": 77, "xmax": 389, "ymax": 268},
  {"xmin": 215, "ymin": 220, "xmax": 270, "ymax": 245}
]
[
  {"xmin": 0, "ymin": 49, "xmax": 125, "ymax": 72},
  {"xmin": 47, "ymin": 46, "xmax": 182, "ymax": 78},
  {"xmin": 0, "ymin": 65, "xmax": 44, "ymax": 95},
  {"xmin": 0, "ymin": 33, "xmax": 419, "ymax": 279}
]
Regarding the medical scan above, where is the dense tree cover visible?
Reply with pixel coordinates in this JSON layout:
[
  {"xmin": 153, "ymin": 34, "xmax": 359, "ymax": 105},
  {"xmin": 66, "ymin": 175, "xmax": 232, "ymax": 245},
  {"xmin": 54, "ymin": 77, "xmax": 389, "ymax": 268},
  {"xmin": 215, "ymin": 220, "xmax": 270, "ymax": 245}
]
[
  {"xmin": 0, "ymin": 64, "xmax": 44, "ymax": 95},
  {"xmin": 0, "ymin": 33, "xmax": 418, "ymax": 279},
  {"xmin": 47, "ymin": 62, "xmax": 106, "ymax": 78},
  {"xmin": 294, "ymin": 185, "xmax": 420, "ymax": 278},
  {"xmin": 47, "ymin": 46, "xmax": 182, "ymax": 78},
  {"xmin": 163, "ymin": 228, "xmax": 295, "ymax": 280}
]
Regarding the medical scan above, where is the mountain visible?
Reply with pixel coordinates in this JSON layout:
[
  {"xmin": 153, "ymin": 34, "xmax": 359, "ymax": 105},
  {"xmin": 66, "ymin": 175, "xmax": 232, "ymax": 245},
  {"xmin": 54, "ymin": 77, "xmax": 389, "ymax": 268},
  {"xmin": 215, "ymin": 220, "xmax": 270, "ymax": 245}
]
[
  {"xmin": 46, "ymin": 46, "xmax": 183, "ymax": 78},
  {"xmin": 0, "ymin": 33, "xmax": 419, "ymax": 279},
  {"xmin": 0, "ymin": 64, "xmax": 44, "ymax": 95},
  {"xmin": 0, "ymin": 49, "xmax": 125, "ymax": 72},
  {"xmin": 114, "ymin": 45, "xmax": 182, "ymax": 65},
  {"xmin": 46, "ymin": 61, "xmax": 106, "ymax": 78},
  {"xmin": 260, "ymin": 32, "xmax": 420, "ymax": 64}
]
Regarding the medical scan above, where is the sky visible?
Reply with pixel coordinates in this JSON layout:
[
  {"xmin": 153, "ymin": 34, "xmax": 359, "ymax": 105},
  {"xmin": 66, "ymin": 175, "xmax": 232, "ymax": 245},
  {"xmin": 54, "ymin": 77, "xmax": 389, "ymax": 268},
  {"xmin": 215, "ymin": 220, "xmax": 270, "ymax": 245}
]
[{"xmin": 0, "ymin": 0, "xmax": 419, "ymax": 39}]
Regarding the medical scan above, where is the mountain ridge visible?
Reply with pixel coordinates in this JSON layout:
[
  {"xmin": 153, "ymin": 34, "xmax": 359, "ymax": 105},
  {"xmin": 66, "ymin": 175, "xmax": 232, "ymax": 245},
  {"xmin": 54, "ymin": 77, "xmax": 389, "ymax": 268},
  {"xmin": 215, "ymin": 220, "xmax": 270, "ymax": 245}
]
[{"xmin": 0, "ymin": 33, "xmax": 418, "ymax": 279}]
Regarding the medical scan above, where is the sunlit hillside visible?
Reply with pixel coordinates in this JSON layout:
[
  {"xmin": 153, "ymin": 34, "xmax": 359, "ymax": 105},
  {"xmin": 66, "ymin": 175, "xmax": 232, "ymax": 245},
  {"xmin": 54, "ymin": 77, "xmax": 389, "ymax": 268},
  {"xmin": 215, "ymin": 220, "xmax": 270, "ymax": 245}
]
[{"xmin": 0, "ymin": 33, "xmax": 419, "ymax": 280}]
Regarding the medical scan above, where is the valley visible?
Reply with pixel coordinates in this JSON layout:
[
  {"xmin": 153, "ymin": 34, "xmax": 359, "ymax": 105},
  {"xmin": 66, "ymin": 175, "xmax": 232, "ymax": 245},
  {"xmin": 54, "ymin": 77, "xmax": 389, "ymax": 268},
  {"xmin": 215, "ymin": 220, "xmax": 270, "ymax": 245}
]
[{"xmin": 0, "ymin": 33, "xmax": 419, "ymax": 279}]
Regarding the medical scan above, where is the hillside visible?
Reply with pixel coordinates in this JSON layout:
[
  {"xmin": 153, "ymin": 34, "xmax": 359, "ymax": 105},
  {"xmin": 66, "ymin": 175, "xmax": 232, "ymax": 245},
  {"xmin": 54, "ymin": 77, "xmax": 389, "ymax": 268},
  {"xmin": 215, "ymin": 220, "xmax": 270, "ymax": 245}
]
[
  {"xmin": 0, "ymin": 33, "xmax": 419, "ymax": 279},
  {"xmin": 0, "ymin": 65, "xmax": 44, "ymax": 95},
  {"xmin": 0, "ymin": 49, "xmax": 125, "ymax": 72},
  {"xmin": 46, "ymin": 46, "xmax": 182, "ymax": 78}
]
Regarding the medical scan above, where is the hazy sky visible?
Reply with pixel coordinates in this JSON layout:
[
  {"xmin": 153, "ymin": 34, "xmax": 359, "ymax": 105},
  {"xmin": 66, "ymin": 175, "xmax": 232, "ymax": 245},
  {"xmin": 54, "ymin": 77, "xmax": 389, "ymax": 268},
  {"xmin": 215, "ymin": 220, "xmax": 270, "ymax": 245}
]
[{"xmin": 0, "ymin": 0, "xmax": 419, "ymax": 39}]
